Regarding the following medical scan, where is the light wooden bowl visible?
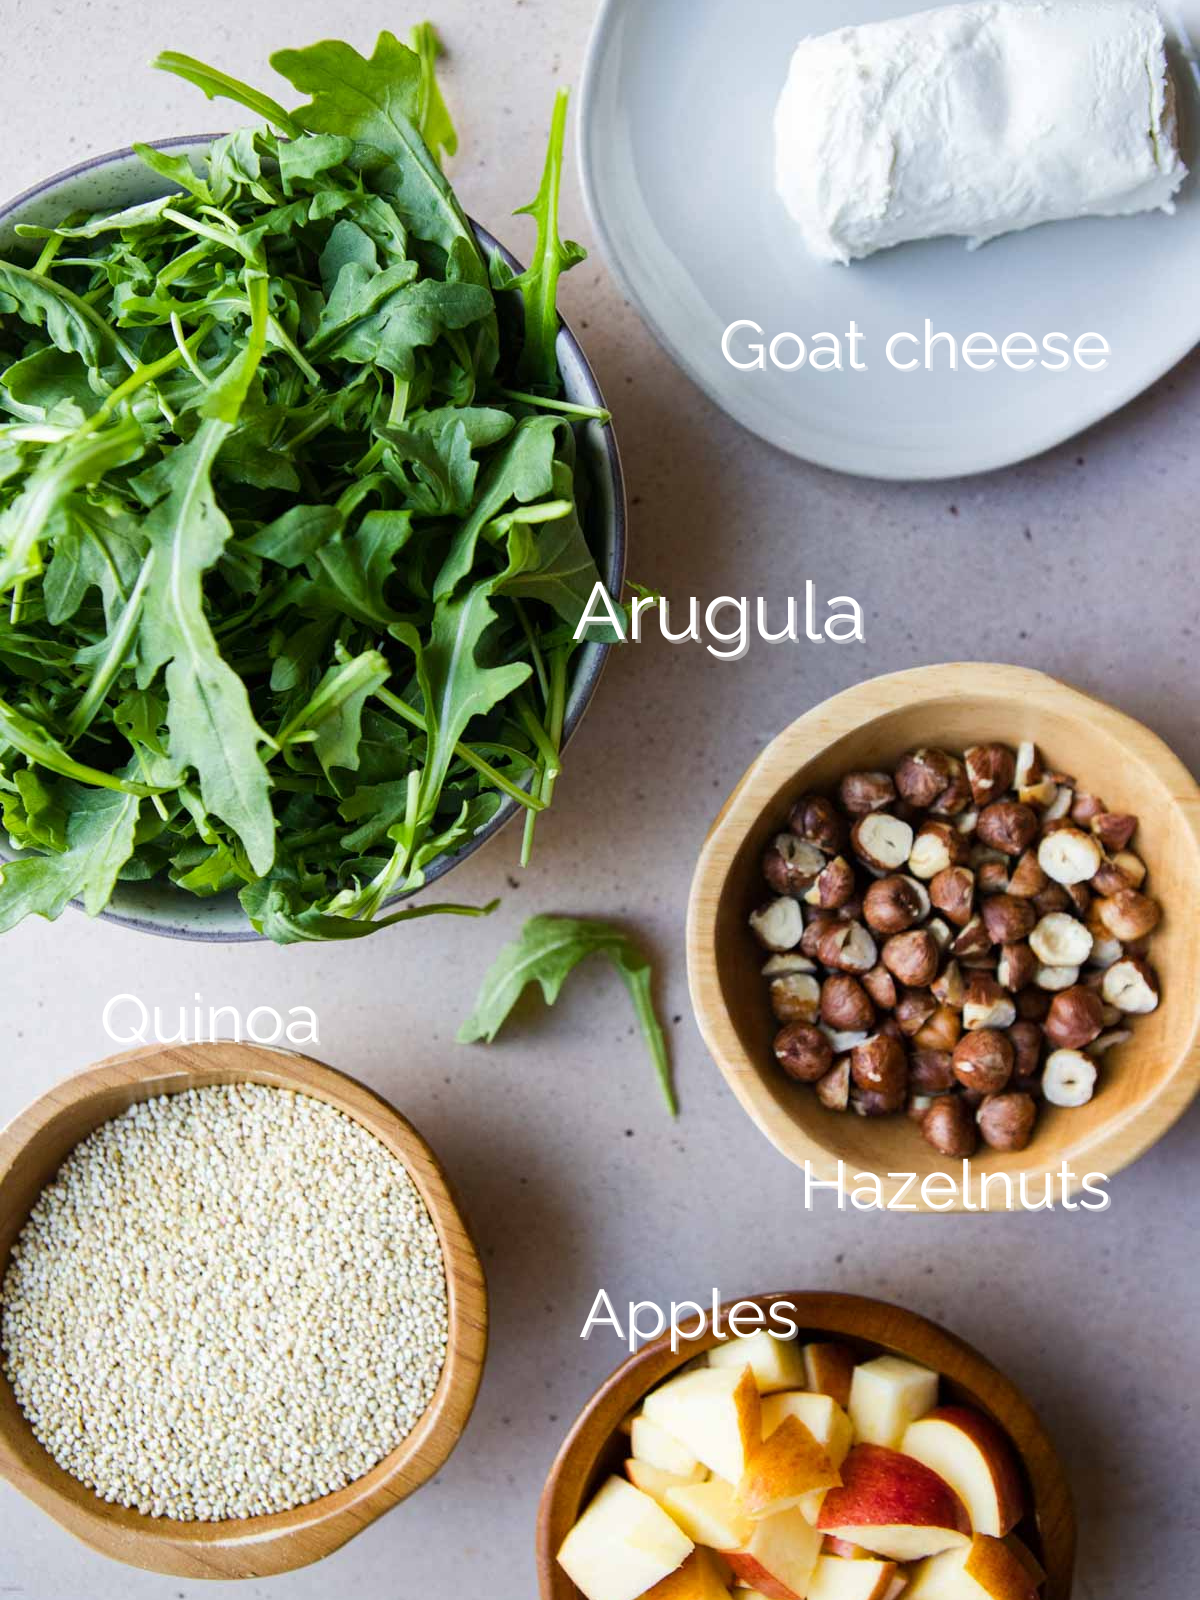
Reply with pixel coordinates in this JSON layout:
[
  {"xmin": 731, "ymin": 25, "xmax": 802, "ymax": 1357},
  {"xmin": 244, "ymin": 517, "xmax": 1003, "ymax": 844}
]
[
  {"xmin": 687, "ymin": 664, "xmax": 1200, "ymax": 1211},
  {"xmin": 0, "ymin": 1042, "xmax": 488, "ymax": 1578},
  {"xmin": 537, "ymin": 1291, "xmax": 1075, "ymax": 1599}
]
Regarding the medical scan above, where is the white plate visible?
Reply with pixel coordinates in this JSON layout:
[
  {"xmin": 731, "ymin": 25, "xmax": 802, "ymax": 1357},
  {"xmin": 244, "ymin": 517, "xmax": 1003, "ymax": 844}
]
[{"xmin": 579, "ymin": 0, "xmax": 1200, "ymax": 479}]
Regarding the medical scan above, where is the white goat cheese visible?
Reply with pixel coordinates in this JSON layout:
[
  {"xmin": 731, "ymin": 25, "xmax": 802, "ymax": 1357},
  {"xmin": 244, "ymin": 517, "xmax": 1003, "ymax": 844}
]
[{"xmin": 774, "ymin": 1, "xmax": 1187, "ymax": 263}]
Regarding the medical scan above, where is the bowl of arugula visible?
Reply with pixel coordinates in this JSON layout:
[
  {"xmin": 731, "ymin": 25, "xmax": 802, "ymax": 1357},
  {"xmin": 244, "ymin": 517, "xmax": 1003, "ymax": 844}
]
[{"xmin": 0, "ymin": 27, "xmax": 624, "ymax": 943}]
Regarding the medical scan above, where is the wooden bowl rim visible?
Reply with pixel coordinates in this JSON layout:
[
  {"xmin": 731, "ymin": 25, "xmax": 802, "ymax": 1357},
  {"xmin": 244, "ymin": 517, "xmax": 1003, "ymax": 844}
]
[
  {"xmin": 686, "ymin": 662, "xmax": 1200, "ymax": 1208},
  {"xmin": 536, "ymin": 1289, "xmax": 1075, "ymax": 1600},
  {"xmin": 0, "ymin": 1042, "xmax": 488, "ymax": 1577}
]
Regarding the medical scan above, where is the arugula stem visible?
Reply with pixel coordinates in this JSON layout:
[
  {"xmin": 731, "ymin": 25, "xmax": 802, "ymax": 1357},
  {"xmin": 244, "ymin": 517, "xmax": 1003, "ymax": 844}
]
[
  {"xmin": 372, "ymin": 683, "xmax": 545, "ymax": 813},
  {"xmin": 65, "ymin": 555, "xmax": 155, "ymax": 742},
  {"xmin": 31, "ymin": 235, "xmax": 64, "ymax": 277},
  {"xmin": 496, "ymin": 387, "xmax": 610, "ymax": 421}
]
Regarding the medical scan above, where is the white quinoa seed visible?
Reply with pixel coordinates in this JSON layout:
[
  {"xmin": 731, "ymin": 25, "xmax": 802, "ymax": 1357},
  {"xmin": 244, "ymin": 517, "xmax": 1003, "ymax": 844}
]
[{"xmin": 0, "ymin": 1083, "xmax": 448, "ymax": 1522}]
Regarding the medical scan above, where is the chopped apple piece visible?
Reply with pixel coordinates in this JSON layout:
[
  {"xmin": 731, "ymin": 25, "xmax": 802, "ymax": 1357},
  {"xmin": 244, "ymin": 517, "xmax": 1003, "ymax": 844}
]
[
  {"xmin": 808, "ymin": 1553, "xmax": 900, "ymax": 1600},
  {"xmin": 644, "ymin": 1365, "xmax": 761, "ymax": 1484},
  {"xmin": 556, "ymin": 1476, "xmax": 693, "ymax": 1600},
  {"xmin": 884, "ymin": 1579, "xmax": 909, "ymax": 1600},
  {"xmin": 905, "ymin": 1533, "xmax": 1039, "ymax": 1599},
  {"xmin": 632, "ymin": 1415, "xmax": 707, "ymax": 1479},
  {"xmin": 710, "ymin": 1329, "xmax": 808, "ymax": 1393},
  {"xmin": 640, "ymin": 1547, "xmax": 735, "ymax": 1600},
  {"xmin": 849, "ymin": 1357, "xmax": 939, "ymax": 1449},
  {"xmin": 627, "ymin": 1458, "xmax": 707, "ymax": 1507},
  {"xmin": 901, "ymin": 1408, "xmax": 1024, "ymax": 1537},
  {"xmin": 726, "ymin": 1508, "xmax": 824, "ymax": 1600},
  {"xmin": 763, "ymin": 1391, "xmax": 854, "ymax": 1524},
  {"xmin": 804, "ymin": 1343, "xmax": 857, "ymax": 1408},
  {"xmin": 738, "ymin": 1414, "xmax": 840, "ymax": 1519},
  {"xmin": 664, "ymin": 1478, "xmax": 754, "ymax": 1551},
  {"xmin": 818, "ymin": 1445, "xmax": 970, "ymax": 1563},
  {"xmin": 824, "ymin": 1536, "xmax": 872, "ymax": 1559}
]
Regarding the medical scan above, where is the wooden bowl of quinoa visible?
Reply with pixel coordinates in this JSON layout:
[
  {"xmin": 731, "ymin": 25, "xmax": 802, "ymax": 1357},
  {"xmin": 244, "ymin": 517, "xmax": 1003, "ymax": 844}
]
[{"xmin": 0, "ymin": 1042, "xmax": 488, "ymax": 1577}]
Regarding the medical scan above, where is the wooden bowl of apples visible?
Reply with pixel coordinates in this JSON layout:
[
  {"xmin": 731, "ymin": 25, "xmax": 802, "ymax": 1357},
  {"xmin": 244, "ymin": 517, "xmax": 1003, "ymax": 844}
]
[
  {"xmin": 538, "ymin": 1291, "xmax": 1074, "ymax": 1600},
  {"xmin": 686, "ymin": 664, "xmax": 1200, "ymax": 1210}
]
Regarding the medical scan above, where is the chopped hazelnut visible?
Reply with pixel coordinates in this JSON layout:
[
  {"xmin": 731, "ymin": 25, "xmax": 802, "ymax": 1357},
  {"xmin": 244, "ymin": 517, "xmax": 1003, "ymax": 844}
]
[
  {"xmin": 922, "ymin": 1096, "xmax": 977, "ymax": 1157},
  {"xmin": 965, "ymin": 743, "xmax": 1016, "ymax": 806},
  {"xmin": 1041, "ymin": 1049, "xmax": 1097, "ymax": 1108},
  {"xmin": 820, "ymin": 974, "xmax": 876, "ymax": 1032},
  {"xmin": 1007, "ymin": 1020, "xmax": 1044, "ymax": 1080},
  {"xmin": 952, "ymin": 1029, "xmax": 1015, "ymax": 1094},
  {"xmin": 909, "ymin": 821, "xmax": 969, "ymax": 879},
  {"xmin": 981, "ymin": 893, "xmax": 1037, "ymax": 946},
  {"xmin": 749, "ymin": 898, "xmax": 804, "ymax": 951},
  {"xmin": 851, "ymin": 1084, "xmax": 907, "ymax": 1117},
  {"xmin": 808, "ymin": 855, "xmax": 857, "ymax": 910},
  {"xmin": 1069, "ymin": 792, "xmax": 1105, "ymax": 826},
  {"xmin": 929, "ymin": 866, "xmax": 975, "ymax": 928},
  {"xmin": 814, "ymin": 1058, "xmax": 851, "ymax": 1111},
  {"xmin": 863, "ymin": 874, "xmax": 924, "ymax": 934},
  {"xmin": 851, "ymin": 813, "xmax": 915, "ymax": 873},
  {"xmin": 774, "ymin": 1023, "xmax": 834, "ymax": 1083},
  {"xmin": 895, "ymin": 748, "xmax": 955, "ymax": 808},
  {"xmin": 838, "ymin": 771, "xmax": 895, "ymax": 816},
  {"xmin": 931, "ymin": 959, "xmax": 966, "ymax": 1009},
  {"xmin": 789, "ymin": 794, "xmax": 846, "ymax": 853},
  {"xmin": 996, "ymin": 942, "xmax": 1038, "ymax": 992},
  {"xmin": 913, "ymin": 1004, "xmax": 962, "ymax": 1053},
  {"xmin": 881, "ymin": 929, "xmax": 940, "ymax": 987},
  {"xmin": 1101, "ymin": 957, "xmax": 1160, "ymax": 1015},
  {"xmin": 1096, "ymin": 890, "xmax": 1161, "ymax": 942},
  {"xmin": 850, "ymin": 1034, "xmax": 908, "ymax": 1098},
  {"xmin": 1038, "ymin": 827, "xmax": 1103, "ymax": 886},
  {"xmin": 861, "ymin": 964, "xmax": 899, "ymax": 1010},
  {"xmin": 763, "ymin": 834, "xmax": 826, "ymax": 895},
  {"xmin": 815, "ymin": 919, "xmax": 878, "ymax": 975},
  {"xmin": 1035, "ymin": 963, "xmax": 1081, "ymax": 992},
  {"xmin": 1092, "ymin": 812, "xmax": 1137, "ymax": 853},
  {"xmin": 1008, "ymin": 849, "xmax": 1049, "ymax": 898},
  {"xmin": 1110, "ymin": 850, "xmax": 1147, "ymax": 890},
  {"xmin": 976, "ymin": 800, "xmax": 1039, "ymax": 857},
  {"xmin": 962, "ymin": 973, "xmax": 1017, "ymax": 1031},
  {"xmin": 928, "ymin": 759, "xmax": 972, "ymax": 818},
  {"xmin": 952, "ymin": 914, "xmax": 992, "ymax": 959},
  {"xmin": 976, "ymin": 860, "xmax": 1011, "ymax": 896},
  {"xmin": 909, "ymin": 1049, "xmax": 956, "ymax": 1093},
  {"xmin": 1029, "ymin": 912, "xmax": 1093, "ymax": 968},
  {"xmin": 894, "ymin": 988, "xmax": 938, "ymax": 1037},
  {"xmin": 977, "ymin": 1093, "xmax": 1038, "ymax": 1152},
  {"xmin": 770, "ymin": 973, "xmax": 822, "ymax": 1024}
]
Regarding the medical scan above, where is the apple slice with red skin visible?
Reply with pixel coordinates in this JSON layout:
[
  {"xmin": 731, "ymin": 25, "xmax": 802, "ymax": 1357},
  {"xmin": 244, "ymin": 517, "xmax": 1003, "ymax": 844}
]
[
  {"xmin": 904, "ymin": 1533, "xmax": 1039, "ymax": 1600},
  {"xmin": 738, "ymin": 1413, "xmax": 841, "ymax": 1518},
  {"xmin": 818, "ymin": 1444, "xmax": 970, "ymax": 1562},
  {"xmin": 901, "ymin": 1407, "xmax": 1024, "ymax": 1537},
  {"xmin": 805, "ymin": 1342, "xmax": 857, "ymax": 1408},
  {"xmin": 725, "ymin": 1507, "xmax": 824, "ymax": 1600}
]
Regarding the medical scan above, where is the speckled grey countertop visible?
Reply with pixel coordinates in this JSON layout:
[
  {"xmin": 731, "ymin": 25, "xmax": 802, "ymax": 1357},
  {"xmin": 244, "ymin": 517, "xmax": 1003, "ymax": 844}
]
[{"xmin": 0, "ymin": 1, "xmax": 1197, "ymax": 1597}]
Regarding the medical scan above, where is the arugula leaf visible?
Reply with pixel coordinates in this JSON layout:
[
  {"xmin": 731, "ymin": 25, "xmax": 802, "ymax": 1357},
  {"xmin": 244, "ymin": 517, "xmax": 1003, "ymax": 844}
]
[
  {"xmin": 459, "ymin": 915, "xmax": 676, "ymax": 1114},
  {"xmin": 0, "ymin": 786, "xmax": 140, "ymax": 930},
  {"xmin": 410, "ymin": 23, "xmax": 458, "ymax": 165},
  {"xmin": 509, "ymin": 91, "xmax": 586, "ymax": 391}
]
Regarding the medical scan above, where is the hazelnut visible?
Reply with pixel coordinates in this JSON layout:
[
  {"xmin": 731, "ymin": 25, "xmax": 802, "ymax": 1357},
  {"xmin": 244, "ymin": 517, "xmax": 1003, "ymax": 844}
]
[
  {"xmin": 894, "ymin": 988, "xmax": 938, "ymax": 1037},
  {"xmin": 1041, "ymin": 1049, "xmax": 1097, "ymax": 1108},
  {"xmin": 815, "ymin": 920, "xmax": 878, "ymax": 975},
  {"xmin": 761, "ymin": 952, "xmax": 817, "ymax": 977},
  {"xmin": 801, "ymin": 913, "xmax": 835, "ymax": 959},
  {"xmin": 931, "ymin": 959, "xmax": 966, "ymax": 1009},
  {"xmin": 952, "ymin": 1029, "xmax": 1015, "ymax": 1094},
  {"xmin": 1092, "ymin": 858, "xmax": 1137, "ymax": 897},
  {"xmin": 820, "ymin": 975, "xmax": 876, "ymax": 1032},
  {"xmin": 1038, "ymin": 827, "xmax": 1103, "ymax": 886},
  {"xmin": 882, "ymin": 929, "xmax": 940, "ymax": 987},
  {"xmin": 838, "ymin": 771, "xmax": 895, "ymax": 816},
  {"xmin": 952, "ymin": 914, "xmax": 992, "ymax": 959},
  {"xmin": 763, "ymin": 834, "xmax": 826, "ymax": 895},
  {"xmin": 789, "ymin": 794, "xmax": 846, "ymax": 853},
  {"xmin": 861, "ymin": 964, "xmax": 899, "ymax": 1010},
  {"xmin": 909, "ymin": 821, "xmax": 969, "ymax": 879},
  {"xmin": 1035, "ymin": 963, "xmax": 1081, "ymax": 992},
  {"xmin": 962, "ymin": 973, "xmax": 1017, "ymax": 1031},
  {"xmin": 1043, "ymin": 986, "xmax": 1105, "ymax": 1050},
  {"xmin": 749, "ymin": 898, "xmax": 803, "ymax": 951},
  {"xmin": 850, "ymin": 1034, "xmax": 908, "ymax": 1097},
  {"xmin": 1101, "ymin": 957, "xmax": 1160, "ymax": 1015},
  {"xmin": 929, "ymin": 866, "xmax": 975, "ymax": 928},
  {"xmin": 928, "ymin": 759, "xmax": 972, "ymax": 818},
  {"xmin": 822, "ymin": 1025, "xmax": 872, "ymax": 1054},
  {"xmin": 1069, "ymin": 792, "xmax": 1105, "ymax": 826},
  {"xmin": 863, "ymin": 875, "xmax": 924, "ymax": 934},
  {"xmin": 1090, "ymin": 1029, "xmax": 1132, "ymax": 1056},
  {"xmin": 910, "ymin": 1049, "xmax": 956, "ymax": 1093},
  {"xmin": 996, "ymin": 942, "xmax": 1038, "ymax": 992},
  {"xmin": 976, "ymin": 801, "xmax": 1039, "ymax": 857},
  {"xmin": 908, "ymin": 1093, "xmax": 939, "ymax": 1123},
  {"xmin": 1028, "ymin": 912, "xmax": 1093, "ymax": 968},
  {"xmin": 895, "ymin": 748, "xmax": 956, "ymax": 808},
  {"xmin": 1065, "ymin": 881, "xmax": 1092, "ymax": 918},
  {"xmin": 1020, "ymin": 776, "xmax": 1060, "ymax": 810},
  {"xmin": 1092, "ymin": 812, "xmax": 1137, "ymax": 853},
  {"xmin": 1032, "ymin": 883, "xmax": 1072, "ymax": 917},
  {"xmin": 977, "ymin": 1093, "xmax": 1038, "ymax": 1152},
  {"xmin": 1014, "ymin": 741, "xmax": 1042, "ymax": 789},
  {"xmin": 1043, "ymin": 785, "xmax": 1075, "ymax": 822},
  {"xmin": 913, "ymin": 1004, "xmax": 962, "ymax": 1052},
  {"xmin": 981, "ymin": 894, "xmax": 1037, "ymax": 946},
  {"xmin": 851, "ymin": 812, "xmax": 915, "ymax": 873},
  {"xmin": 1008, "ymin": 849, "xmax": 1049, "ymax": 899},
  {"xmin": 926, "ymin": 917, "xmax": 954, "ymax": 953},
  {"xmin": 809, "ymin": 855, "xmax": 857, "ymax": 909},
  {"xmin": 770, "ymin": 973, "xmax": 822, "ymax": 1024},
  {"xmin": 976, "ymin": 860, "xmax": 1011, "ymax": 896},
  {"xmin": 1110, "ymin": 850, "xmax": 1147, "ymax": 890},
  {"xmin": 1015, "ymin": 986, "xmax": 1051, "ymax": 1022},
  {"xmin": 922, "ymin": 1096, "xmax": 977, "ymax": 1157},
  {"xmin": 965, "ymin": 743, "xmax": 1016, "ymax": 806},
  {"xmin": 814, "ymin": 1058, "xmax": 851, "ymax": 1112},
  {"xmin": 1087, "ymin": 934, "xmax": 1125, "ymax": 971},
  {"xmin": 1007, "ymin": 1020, "xmax": 1044, "ymax": 1080},
  {"xmin": 774, "ymin": 1023, "xmax": 834, "ymax": 1083},
  {"xmin": 852, "ymin": 1085, "xmax": 906, "ymax": 1117},
  {"xmin": 1096, "ymin": 890, "xmax": 1161, "ymax": 942}
]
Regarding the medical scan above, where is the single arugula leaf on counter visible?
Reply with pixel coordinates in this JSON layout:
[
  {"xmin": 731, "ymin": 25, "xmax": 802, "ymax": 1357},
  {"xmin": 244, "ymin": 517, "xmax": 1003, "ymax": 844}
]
[
  {"xmin": 0, "ymin": 25, "xmax": 604, "ymax": 943},
  {"xmin": 459, "ymin": 915, "xmax": 676, "ymax": 1115}
]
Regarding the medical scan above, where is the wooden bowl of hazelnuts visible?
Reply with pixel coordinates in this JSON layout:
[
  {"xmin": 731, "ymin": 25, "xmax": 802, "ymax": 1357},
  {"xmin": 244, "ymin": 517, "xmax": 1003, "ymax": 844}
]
[{"xmin": 686, "ymin": 663, "xmax": 1200, "ymax": 1211}]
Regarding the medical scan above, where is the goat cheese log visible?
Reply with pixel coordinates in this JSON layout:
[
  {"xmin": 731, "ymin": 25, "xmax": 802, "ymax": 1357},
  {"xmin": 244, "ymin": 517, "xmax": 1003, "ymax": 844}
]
[{"xmin": 774, "ymin": 1, "xmax": 1187, "ymax": 263}]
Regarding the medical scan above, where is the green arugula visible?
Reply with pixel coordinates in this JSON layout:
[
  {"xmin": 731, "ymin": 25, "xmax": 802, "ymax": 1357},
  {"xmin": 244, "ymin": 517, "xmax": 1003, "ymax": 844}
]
[
  {"xmin": 0, "ymin": 27, "xmax": 603, "ymax": 941},
  {"xmin": 459, "ymin": 915, "xmax": 676, "ymax": 1114}
]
